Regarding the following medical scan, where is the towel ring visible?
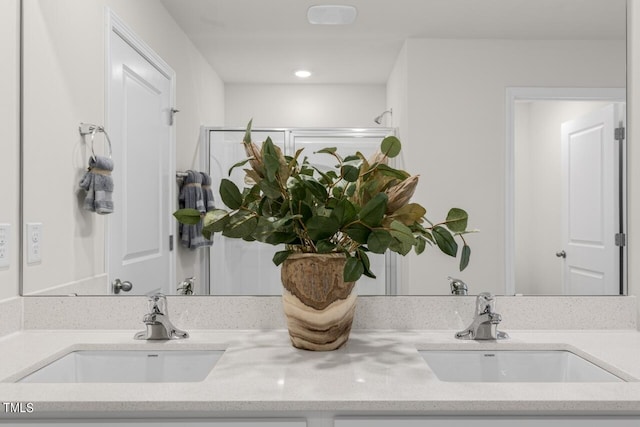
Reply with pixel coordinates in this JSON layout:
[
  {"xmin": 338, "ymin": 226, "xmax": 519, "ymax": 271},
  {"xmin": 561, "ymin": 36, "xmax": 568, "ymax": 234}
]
[
  {"xmin": 79, "ymin": 123, "xmax": 112, "ymax": 160},
  {"xmin": 90, "ymin": 126, "xmax": 113, "ymax": 160}
]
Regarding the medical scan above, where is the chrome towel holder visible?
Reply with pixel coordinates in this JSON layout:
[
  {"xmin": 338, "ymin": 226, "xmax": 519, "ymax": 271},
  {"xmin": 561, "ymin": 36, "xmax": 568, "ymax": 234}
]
[{"xmin": 79, "ymin": 122, "xmax": 113, "ymax": 160}]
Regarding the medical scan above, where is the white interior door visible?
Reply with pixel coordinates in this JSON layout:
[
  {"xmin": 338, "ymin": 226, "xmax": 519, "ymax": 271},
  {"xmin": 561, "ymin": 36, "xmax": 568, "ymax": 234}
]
[
  {"xmin": 108, "ymin": 18, "xmax": 175, "ymax": 295},
  {"xmin": 560, "ymin": 104, "xmax": 622, "ymax": 295}
]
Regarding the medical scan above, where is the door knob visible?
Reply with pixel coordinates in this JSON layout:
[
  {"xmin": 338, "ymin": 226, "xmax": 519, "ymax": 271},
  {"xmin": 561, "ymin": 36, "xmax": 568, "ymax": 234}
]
[
  {"xmin": 555, "ymin": 250, "xmax": 566, "ymax": 259},
  {"xmin": 113, "ymin": 278, "xmax": 133, "ymax": 294}
]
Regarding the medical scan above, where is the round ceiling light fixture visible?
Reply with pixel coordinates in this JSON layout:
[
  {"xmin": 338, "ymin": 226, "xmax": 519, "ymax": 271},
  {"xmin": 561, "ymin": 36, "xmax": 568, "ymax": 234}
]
[
  {"xmin": 295, "ymin": 70, "xmax": 312, "ymax": 78},
  {"xmin": 307, "ymin": 5, "xmax": 358, "ymax": 25}
]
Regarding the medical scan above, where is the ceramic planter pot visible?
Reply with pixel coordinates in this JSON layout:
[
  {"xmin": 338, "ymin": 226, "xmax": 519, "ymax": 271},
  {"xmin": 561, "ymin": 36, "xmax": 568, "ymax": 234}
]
[{"xmin": 281, "ymin": 253, "xmax": 357, "ymax": 351}]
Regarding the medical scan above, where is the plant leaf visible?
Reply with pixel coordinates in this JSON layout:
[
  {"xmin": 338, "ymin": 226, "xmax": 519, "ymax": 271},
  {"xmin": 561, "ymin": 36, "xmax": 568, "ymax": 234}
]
[
  {"xmin": 203, "ymin": 209, "xmax": 230, "ymax": 233},
  {"xmin": 258, "ymin": 179, "xmax": 282, "ymax": 199},
  {"xmin": 303, "ymin": 179, "xmax": 328, "ymax": 202},
  {"xmin": 316, "ymin": 240, "xmax": 337, "ymax": 253},
  {"xmin": 367, "ymin": 229, "xmax": 393, "ymax": 254},
  {"xmin": 244, "ymin": 168, "xmax": 262, "ymax": 186},
  {"xmin": 345, "ymin": 183, "xmax": 357, "ymax": 197},
  {"xmin": 173, "ymin": 208, "xmax": 202, "ymax": 225},
  {"xmin": 228, "ymin": 158, "xmax": 252, "ymax": 176},
  {"xmin": 219, "ymin": 179, "xmax": 243, "ymax": 210},
  {"xmin": 341, "ymin": 164, "xmax": 360, "ymax": 182},
  {"xmin": 345, "ymin": 223, "xmax": 371, "ymax": 244},
  {"xmin": 381, "ymin": 136, "xmax": 402, "ymax": 158},
  {"xmin": 357, "ymin": 248, "xmax": 376, "ymax": 279},
  {"xmin": 460, "ymin": 244, "xmax": 471, "ymax": 271},
  {"xmin": 446, "ymin": 208, "xmax": 469, "ymax": 233},
  {"xmin": 343, "ymin": 256, "xmax": 364, "ymax": 282},
  {"xmin": 273, "ymin": 250, "xmax": 292, "ymax": 266},
  {"xmin": 422, "ymin": 230, "xmax": 435, "ymax": 244},
  {"xmin": 312, "ymin": 166, "xmax": 333, "ymax": 186},
  {"xmin": 222, "ymin": 212, "xmax": 258, "ymax": 239},
  {"xmin": 243, "ymin": 119, "xmax": 253, "ymax": 143},
  {"xmin": 389, "ymin": 220, "xmax": 417, "ymax": 246},
  {"xmin": 330, "ymin": 198, "xmax": 358, "ymax": 227},
  {"xmin": 389, "ymin": 237, "xmax": 412, "ymax": 256},
  {"xmin": 262, "ymin": 137, "xmax": 281, "ymax": 182},
  {"xmin": 316, "ymin": 147, "xmax": 338, "ymax": 155},
  {"xmin": 390, "ymin": 203, "xmax": 426, "ymax": 226},
  {"xmin": 415, "ymin": 236, "xmax": 427, "ymax": 255},
  {"xmin": 263, "ymin": 232, "xmax": 297, "ymax": 245},
  {"xmin": 432, "ymin": 226, "xmax": 458, "ymax": 257},
  {"xmin": 305, "ymin": 216, "xmax": 340, "ymax": 241},
  {"xmin": 375, "ymin": 163, "xmax": 410, "ymax": 180},
  {"xmin": 358, "ymin": 193, "xmax": 388, "ymax": 227}
]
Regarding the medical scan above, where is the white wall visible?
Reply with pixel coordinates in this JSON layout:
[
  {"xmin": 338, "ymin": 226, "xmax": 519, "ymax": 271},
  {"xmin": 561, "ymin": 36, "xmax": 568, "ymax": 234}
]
[
  {"xmin": 0, "ymin": 0, "xmax": 20, "ymax": 301},
  {"xmin": 386, "ymin": 43, "xmax": 409, "ymax": 140},
  {"xmin": 21, "ymin": 0, "xmax": 224, "ymax": 295},
  {"xmin": 225, "ymin": 84, "xmax": 385, "ymax": 128},
  {"xmin": 388, "ymin": 39, "xmax": 625, "ymax": 295},
  {"xmin": 514, "ymin": 101, "xmax": 612, "ymax": 295}
]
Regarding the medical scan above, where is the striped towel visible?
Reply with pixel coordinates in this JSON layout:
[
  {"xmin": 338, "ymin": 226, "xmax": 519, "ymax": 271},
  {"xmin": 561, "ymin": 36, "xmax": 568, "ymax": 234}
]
[
  {"xmin": 178, "ymin": 170, "xmax": 212, "ymax": 249},
  {"xmin": 79, "ymin": 155, "xmax": 114, "ymax": 214}
]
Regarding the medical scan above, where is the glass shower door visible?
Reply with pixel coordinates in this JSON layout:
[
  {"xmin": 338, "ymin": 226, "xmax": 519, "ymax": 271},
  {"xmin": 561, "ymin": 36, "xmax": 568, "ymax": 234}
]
[
  {"xmin": 208, "ymin": 129, "xmax": 286, "ymax": 295},
  {"xmin": 206, "ymin": 128, "xmax": 395, "ymax": 296}
]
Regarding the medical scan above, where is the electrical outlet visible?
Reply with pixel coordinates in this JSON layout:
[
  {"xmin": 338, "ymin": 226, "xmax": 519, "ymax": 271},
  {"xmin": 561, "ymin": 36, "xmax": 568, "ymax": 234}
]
[
  {"xmin": 27, "ymin": 223, "xmax": 42, "ymax": 264},
  {"xmin": 0, "ymin": 224, "xmax": 9, "ymax": 269}
]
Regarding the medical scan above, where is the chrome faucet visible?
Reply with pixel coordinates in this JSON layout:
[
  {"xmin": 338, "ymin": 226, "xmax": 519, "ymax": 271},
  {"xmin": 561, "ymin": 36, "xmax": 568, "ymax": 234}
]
[
  {"xmin": 177, "ymin": 276, "xmax": 196, "ymax": 295},
  {"xmin": 448, "ymin": 276, "xmax": 468, "ymax": 295},
  {"xmin": 134, "ymin": 292, "xmax": 189, "ymax": 340},
  {"xmin": 455, "ymin": 292, "xmax": 508, "ymax": 340}
]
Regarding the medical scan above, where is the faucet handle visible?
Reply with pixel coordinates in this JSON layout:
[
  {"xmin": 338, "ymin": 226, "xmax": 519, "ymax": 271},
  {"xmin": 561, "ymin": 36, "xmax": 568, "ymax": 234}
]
[
  {"xmin": 146, "ymin": 291, "xmax": 167, "ymax": 315},
  {"xmin": 475, "ymin": 292, "xmax": 496, "ymax": 315}
]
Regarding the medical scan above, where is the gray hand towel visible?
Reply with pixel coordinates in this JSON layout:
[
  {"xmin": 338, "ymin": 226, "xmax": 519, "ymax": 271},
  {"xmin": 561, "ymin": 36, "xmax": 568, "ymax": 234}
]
[
  {"xmin": 178, "ymin": 170, "xmax": 212, "ymax": 249},
  {"xmin": 200, "ymin": 172, "xmax": 216, "ymax": 212},
  {"xmin": 79, "ymin": 156, "xmax": 114, "ymax": 214}
]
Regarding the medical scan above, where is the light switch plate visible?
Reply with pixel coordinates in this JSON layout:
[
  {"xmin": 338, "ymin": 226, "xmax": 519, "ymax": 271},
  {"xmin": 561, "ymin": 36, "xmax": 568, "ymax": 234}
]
[
  {"xmin": 0, "ymin": 224, "xmax": 9, "ymax": 269},
  {"xmin": 27, "ymin": 223, "xmax": 42, "ymax": 264}
]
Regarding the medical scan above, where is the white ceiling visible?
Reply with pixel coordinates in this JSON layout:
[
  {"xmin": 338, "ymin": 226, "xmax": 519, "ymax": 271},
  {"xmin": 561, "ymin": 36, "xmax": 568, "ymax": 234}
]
[{"xmin": 159, "ymin": 0, "xmax": 626, "ymax": 84}]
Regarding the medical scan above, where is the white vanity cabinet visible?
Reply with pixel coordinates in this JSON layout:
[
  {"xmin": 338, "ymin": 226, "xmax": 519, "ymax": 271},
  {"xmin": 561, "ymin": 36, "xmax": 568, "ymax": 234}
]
[
  {"xmin": 335, "ymin": 418, "xmax": 640, "ymax": 427},
  {"xmin": 7, "ymin": 421, "xmax": 306, "ymax": 427}
]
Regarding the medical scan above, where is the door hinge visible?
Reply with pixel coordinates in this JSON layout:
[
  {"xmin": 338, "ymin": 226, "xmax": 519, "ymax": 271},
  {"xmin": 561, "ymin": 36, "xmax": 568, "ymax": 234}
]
[
  {"xmin": 615, "ymin": 126, "xmax": 625, "ymax": 142},
  {"xmin": 615, "ymin": 233, "xmax": 626, "ymax": 247},
  {"xmin": 169, "ymin": 108, "xmax": 180, "ymax": 126},
  {"xmin": 169, "ymin": 235, "xmax": 174, "ymax": 251}
]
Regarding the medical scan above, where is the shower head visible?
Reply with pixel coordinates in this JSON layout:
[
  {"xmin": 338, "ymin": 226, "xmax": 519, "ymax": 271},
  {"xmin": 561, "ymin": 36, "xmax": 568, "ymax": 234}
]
[{"xmin": 374, "ymin": 109, "xmax": 392, "ymax": 124}]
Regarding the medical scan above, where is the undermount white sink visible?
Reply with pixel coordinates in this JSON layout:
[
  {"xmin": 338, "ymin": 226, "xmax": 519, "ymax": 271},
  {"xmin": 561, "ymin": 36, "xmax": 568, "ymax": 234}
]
[
  {"xmin": 17, "ymin": 350, "xmax": 224, "ymax": 383},
  {"xmin": 419, "ymin": 350, "xmax": 624, "ymax": 383}
]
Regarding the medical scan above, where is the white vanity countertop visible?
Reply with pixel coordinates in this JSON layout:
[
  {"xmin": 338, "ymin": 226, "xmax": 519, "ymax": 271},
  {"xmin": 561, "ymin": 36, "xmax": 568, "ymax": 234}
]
[{"xmin": 1, "ymin": 329, "xmax": 640, "ymax": 417}]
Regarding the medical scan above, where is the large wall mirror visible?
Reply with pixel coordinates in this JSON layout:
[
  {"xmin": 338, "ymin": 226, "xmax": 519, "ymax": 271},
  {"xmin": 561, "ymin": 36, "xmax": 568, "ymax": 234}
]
[{"xmin": 20, "ymin": 0, "xmax": 627, "ymax": 297}]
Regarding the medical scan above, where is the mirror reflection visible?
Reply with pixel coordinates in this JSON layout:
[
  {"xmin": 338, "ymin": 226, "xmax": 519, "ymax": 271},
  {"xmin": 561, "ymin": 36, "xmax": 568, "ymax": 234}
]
[{"xmin": 21, "ymin": 0, "xmax": 627, "ymax": 296}]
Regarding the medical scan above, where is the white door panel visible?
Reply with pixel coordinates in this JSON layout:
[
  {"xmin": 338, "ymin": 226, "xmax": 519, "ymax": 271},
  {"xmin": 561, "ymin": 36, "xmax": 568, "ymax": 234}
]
[
  {"xmin": 108, "ymin": 21, "xmax": 174, "ymax": 295},
  {"xmin": 560, "ymin": 104, "xmax": 621, "ymax": 295}
]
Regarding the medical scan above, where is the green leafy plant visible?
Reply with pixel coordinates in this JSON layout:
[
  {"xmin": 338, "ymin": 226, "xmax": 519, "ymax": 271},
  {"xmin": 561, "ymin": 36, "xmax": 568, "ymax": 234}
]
[{"xmin": 174, "ymin": 120, "xmax": 473, "ymax": 282}]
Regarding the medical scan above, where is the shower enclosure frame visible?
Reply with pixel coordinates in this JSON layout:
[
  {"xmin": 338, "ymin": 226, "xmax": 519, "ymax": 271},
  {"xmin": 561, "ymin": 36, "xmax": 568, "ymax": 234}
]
[{"xmin": 198, "ymin": 126, "xmax": 399, "ymax": 296}]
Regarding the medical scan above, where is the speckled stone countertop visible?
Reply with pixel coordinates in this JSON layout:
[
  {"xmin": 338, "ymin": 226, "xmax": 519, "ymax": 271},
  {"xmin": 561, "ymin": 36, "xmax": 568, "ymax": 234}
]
[{"xmin": 1, "ymin": 329, "xmax": 640, "ymax": 419}]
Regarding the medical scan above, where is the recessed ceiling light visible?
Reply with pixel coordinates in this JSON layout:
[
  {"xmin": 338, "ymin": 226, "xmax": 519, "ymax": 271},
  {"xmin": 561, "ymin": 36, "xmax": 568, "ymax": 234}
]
[
  {"xmin": 307, "ymin": 5, "xmax": 358, "ymax": 25},
  {"xmin": 295, "ymin": 70, "xmax": 312, "ymax": 78}
]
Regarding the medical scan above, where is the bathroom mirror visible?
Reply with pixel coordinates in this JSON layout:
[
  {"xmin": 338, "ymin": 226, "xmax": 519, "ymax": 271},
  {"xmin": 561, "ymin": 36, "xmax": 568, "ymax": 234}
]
[{"xmin": 20, "ymin": 0, "xmax": 627, "ymax": 296}]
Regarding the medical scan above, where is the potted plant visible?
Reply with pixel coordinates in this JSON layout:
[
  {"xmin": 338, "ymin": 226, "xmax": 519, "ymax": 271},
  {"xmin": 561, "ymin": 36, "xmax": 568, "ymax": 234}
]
[{"xmin": 175, "ymin": 120, "xmax": 473, "ymax": 351}]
